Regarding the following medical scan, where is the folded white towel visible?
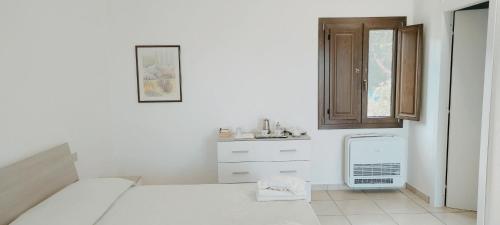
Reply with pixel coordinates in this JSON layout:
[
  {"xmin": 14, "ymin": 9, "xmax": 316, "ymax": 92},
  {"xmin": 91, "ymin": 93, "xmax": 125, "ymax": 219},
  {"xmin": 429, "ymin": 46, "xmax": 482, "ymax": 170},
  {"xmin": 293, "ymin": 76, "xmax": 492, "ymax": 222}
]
[
  {"xmin": 257, "ymin": 176, "xmax": 306, "ymax": 195},
  {"xmin": 256, "ymin": 176, "xmax": 306, "ymax": 201}
]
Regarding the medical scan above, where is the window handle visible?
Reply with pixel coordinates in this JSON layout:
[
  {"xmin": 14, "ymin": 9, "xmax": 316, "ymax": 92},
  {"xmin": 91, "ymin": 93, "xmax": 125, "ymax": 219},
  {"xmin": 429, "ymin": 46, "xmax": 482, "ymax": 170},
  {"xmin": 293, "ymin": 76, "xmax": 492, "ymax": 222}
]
[{"xmin": 363, "ymin": 79, "xmax": 368, "ymax": 92}]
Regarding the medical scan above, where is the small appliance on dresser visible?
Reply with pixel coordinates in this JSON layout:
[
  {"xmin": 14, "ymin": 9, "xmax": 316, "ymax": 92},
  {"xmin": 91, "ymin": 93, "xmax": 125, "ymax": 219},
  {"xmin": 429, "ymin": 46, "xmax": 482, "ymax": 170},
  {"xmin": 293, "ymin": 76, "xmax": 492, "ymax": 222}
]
[{"xmin": 217, "ymin": 136, "xmax": 312, "ymax": 201}]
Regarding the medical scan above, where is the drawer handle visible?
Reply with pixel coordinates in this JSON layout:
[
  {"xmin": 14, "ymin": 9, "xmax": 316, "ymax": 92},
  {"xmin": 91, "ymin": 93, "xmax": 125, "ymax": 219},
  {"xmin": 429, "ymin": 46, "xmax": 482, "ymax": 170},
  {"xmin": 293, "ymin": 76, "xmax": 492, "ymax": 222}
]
[
  {"xmin": 280, "ymin": 149, "xmax": 297, "ymax": 152},
  {"xmin": 232, "ymin": 171, "xmax": 250, "ymax": 175},
  {"xmin": 280, "ymin": 170, "xmax": 297, "ymax": 174},
  {"xmin": 232, "ymin": 150, "xmax": 249, "ymax": 154}
]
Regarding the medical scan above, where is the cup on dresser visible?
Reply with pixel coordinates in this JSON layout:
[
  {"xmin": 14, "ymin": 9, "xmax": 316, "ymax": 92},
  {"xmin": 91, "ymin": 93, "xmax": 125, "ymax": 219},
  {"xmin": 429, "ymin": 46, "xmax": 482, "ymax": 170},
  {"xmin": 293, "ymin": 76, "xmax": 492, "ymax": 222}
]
[{"xmin": 288, "ymin": 128, "xmax": 302, "ymax": 137}]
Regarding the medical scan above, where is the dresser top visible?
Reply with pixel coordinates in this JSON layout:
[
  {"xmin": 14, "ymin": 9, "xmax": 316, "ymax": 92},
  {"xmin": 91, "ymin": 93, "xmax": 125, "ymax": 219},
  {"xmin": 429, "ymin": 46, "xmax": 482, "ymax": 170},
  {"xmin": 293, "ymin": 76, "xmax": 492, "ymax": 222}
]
[{"xmin": 217, "ymin": 134, "xmax": 311, "ymax": 142}]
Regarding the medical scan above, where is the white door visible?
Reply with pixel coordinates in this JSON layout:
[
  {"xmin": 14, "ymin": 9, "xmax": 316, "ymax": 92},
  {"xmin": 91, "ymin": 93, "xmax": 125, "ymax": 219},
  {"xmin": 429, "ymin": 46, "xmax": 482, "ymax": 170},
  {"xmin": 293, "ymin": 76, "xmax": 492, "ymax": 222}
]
[{"xmin": 446, "ymin": 9, "xmax": 488, "ymax": 211}]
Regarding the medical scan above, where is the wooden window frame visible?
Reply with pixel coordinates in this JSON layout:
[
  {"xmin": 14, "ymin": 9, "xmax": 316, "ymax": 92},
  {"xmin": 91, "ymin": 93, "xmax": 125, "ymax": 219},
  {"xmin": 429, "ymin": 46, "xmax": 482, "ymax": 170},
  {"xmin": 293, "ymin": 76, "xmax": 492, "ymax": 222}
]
[{"xmin": 318, "ymin": 17, "xmax": 408, "ymax": 129}]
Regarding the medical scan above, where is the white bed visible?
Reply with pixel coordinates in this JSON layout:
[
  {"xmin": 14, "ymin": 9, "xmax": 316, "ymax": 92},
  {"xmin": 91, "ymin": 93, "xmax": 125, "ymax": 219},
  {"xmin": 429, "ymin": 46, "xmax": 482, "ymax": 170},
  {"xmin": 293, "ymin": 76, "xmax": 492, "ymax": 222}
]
[
  {"xmin": 97, "ymin": 184, "xmax": 319, "ymax": 225},
  {"xmin": 0, "ymin": 144, "xmax": 320, "ymax": 225}
]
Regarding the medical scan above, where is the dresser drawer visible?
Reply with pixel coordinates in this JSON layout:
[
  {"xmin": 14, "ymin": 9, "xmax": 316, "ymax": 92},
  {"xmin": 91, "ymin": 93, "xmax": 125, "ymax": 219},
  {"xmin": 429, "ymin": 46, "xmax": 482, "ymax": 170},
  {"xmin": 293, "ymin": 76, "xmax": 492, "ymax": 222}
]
[
  {"xmin": 217, "ymin": 162, "xmax": 261, "ymax": 183},
  {"xmin": 218, "ymin": 161, "xmax": 311, "ymax": 183},
  {"xmin": 255, "ymin": 141, "xmax": 311, "ymax": 161},
  {"xmin": 217, "ymin": 142, "xmax": 257, "ymax": 162},
  {"xmin": 217, "ymin": 140, "xmax": 311, "ymax": 162}
]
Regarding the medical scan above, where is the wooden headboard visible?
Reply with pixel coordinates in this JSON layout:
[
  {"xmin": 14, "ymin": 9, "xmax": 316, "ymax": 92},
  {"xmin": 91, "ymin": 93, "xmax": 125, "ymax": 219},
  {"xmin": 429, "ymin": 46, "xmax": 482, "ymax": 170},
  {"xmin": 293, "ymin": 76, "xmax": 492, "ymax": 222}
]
[{"xmin": 0, "ymin": 143, "xmax": 79, "ymax": 225}]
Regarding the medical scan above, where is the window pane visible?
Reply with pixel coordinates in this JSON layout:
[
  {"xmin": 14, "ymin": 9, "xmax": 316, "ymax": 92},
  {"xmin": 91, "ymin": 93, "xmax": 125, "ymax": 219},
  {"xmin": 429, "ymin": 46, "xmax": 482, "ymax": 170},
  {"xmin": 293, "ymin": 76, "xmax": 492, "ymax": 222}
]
[{"xmin": 367, "ymin": 30, "xmax": 394, "ymax": 118}]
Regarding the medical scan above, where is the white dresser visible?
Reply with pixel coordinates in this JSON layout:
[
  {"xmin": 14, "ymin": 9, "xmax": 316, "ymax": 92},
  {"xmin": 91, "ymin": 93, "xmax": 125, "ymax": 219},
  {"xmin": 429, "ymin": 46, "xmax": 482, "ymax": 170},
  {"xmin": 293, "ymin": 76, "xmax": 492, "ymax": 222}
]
[{"xmin": 217, "ymin": 135, "xmax": 312, "ymax": 201}]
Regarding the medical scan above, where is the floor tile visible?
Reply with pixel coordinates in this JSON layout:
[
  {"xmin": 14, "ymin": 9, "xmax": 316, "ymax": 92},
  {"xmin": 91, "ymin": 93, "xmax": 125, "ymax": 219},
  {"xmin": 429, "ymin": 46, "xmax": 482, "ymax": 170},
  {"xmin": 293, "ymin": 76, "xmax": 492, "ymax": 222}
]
[
  {"xmin": 363, "ymin": 190, "xmax": 409, "ymax": 200},
  {"xmin": 311, "ymin": 201, "xmax": 343, "ymax": 216},
  {"xmin": 317, "ymin": 216, "xmax": 351, "ymax": 225},
  {"xmin": 328, "ymin": 190, "xmax": 368, "ymax": 200},
  {"xmin": 390, "ymin": 213, "xmax": 445, "ymax": 225},
  {"xmin": 347, "ymin": 214, "xmax": 397, "ymax": 225},
  {"xmin": 433, "ymin": 212, "xmax": 477, "ymax": 225},
  {"xmin": 412, "ymin": 197, "xmax": 467, "ymax": 213},
  {"xmin": 375, "ymin": 198, "xmax": 427, "ymax": 214},
  {"xmin": 313, "ymin": 191, "xmax": 333, "ymax": 201},
  {"xmin": 335, "ymin": 200, "xmax": 384, "ymax": 215}
]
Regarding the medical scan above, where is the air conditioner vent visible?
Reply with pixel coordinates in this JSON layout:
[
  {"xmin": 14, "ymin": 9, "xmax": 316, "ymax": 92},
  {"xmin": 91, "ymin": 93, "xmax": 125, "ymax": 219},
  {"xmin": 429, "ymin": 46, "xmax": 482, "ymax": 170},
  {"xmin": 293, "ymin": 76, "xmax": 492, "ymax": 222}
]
[
  {"xmin": 354, "ymin": 178, "xmax": 394, "ymax": 184},
  {"xmin": 345, "ymin": 135, "xmax": 406, "ymax": 188},
  {"xmin": 353, "ymin": 163, "xmax": 400, "ymax": 177}
]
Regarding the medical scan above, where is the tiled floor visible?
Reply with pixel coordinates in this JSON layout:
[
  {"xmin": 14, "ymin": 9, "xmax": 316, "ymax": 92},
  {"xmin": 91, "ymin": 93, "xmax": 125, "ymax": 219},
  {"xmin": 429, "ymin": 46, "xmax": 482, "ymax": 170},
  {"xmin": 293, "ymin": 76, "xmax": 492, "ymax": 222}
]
[{"xmin": 310, "ymin": 189, "xmax": 477, "ymax": 225}]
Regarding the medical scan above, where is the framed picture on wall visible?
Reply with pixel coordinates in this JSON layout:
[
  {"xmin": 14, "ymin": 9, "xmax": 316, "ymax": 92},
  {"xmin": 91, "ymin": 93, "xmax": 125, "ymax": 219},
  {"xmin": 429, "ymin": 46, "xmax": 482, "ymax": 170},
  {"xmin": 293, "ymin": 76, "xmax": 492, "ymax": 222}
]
[{"xmin": 135, "ymin": 45, "xmax": 182, "ymax": 102}]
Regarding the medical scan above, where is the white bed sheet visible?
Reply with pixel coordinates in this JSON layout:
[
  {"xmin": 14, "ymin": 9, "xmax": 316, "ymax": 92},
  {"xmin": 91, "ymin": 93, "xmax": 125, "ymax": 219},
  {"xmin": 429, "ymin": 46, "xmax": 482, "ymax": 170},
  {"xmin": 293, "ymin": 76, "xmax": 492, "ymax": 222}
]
[{"xmin": 96, "ymin": 183, "xmax": 321, "ymax": 225}]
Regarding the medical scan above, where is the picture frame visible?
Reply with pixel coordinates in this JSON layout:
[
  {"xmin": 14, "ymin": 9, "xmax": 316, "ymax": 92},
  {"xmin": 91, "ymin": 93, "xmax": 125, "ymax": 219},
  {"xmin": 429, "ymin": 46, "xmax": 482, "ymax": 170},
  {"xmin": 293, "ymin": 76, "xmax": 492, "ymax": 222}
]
[{"xmin": 135, "ymin": 45, "xmax": 182, "ymax": 102}]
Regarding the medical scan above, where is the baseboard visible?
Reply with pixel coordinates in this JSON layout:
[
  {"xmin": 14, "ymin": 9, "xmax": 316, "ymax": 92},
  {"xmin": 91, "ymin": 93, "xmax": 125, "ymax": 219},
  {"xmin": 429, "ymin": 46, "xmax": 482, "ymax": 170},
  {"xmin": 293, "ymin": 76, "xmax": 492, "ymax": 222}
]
[{"xmin": 405, "ymin": 183, "xmax": 430, "ymax": 203}]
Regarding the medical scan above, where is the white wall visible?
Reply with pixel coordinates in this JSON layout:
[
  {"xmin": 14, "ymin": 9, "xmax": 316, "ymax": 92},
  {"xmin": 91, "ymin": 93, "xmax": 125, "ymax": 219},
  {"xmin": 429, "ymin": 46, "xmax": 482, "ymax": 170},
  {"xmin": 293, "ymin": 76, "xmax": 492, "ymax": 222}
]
[
  {"xmin": 409, "ymin": 0, "xmax": 491, "ymax": 207},
  {"xmin": 407, "ymin": 0, "xmax": 444, "ymax": 206},
  {"xmin": 107, "ymin": 0, "xmax": 413, "ymax": 184},
  {"xmin": 0, "ymin": 0, "xmax": 414, "ymax": 186},
  {"xmin": 0, "ymin": 0, "xmax": 113, "ymax": 178},
  {"xmin": 410, "ymin": 0, "xmax": 500, "ymax": 222},
  {"xmin": 4, "ymin": 0, "xmax": 500, "ymax": 220}
]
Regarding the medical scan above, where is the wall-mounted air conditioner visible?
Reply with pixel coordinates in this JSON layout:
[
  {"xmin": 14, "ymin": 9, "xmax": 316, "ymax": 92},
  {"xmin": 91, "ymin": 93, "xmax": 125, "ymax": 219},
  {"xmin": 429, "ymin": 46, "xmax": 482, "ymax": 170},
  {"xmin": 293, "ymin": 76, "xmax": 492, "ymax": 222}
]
[{"xmin": 345, "ymin": 134, "xmax": 407, "ymax": 189}]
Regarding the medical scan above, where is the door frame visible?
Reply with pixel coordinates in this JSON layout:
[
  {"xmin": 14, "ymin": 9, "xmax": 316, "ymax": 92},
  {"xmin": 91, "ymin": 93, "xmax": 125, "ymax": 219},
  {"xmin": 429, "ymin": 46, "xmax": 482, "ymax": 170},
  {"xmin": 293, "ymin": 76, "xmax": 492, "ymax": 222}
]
[
  {"xmin": 437, "ymin": 1, "xmax": 496, "ymax": 225},
  {"xmin": 443, "ymin": 10, "xmax": 456, "ymax": 208},
  {"xmin": 476, "ymin": 1, "xmax": 496, "ymax": 224}
]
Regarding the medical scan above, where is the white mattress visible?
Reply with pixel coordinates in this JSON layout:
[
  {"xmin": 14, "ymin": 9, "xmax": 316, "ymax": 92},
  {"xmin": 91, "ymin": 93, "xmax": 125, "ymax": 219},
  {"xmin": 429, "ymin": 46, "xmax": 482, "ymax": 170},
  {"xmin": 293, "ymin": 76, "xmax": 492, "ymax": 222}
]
[{"xmin": 96, "ymin": 183, "xmax": 321, "ymax": 225}]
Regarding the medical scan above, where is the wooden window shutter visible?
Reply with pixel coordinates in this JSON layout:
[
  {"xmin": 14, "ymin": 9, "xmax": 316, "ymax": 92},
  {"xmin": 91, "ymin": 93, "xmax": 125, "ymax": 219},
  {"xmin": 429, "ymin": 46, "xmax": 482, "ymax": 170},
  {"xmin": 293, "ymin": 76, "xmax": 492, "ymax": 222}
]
[
  {"xmin": 322, "ymin": 23, "xmax": 364, "ymax": 127},
  {"xmin": 395, "ymin": 24, "xmax": 423, "ymax": 121}
]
